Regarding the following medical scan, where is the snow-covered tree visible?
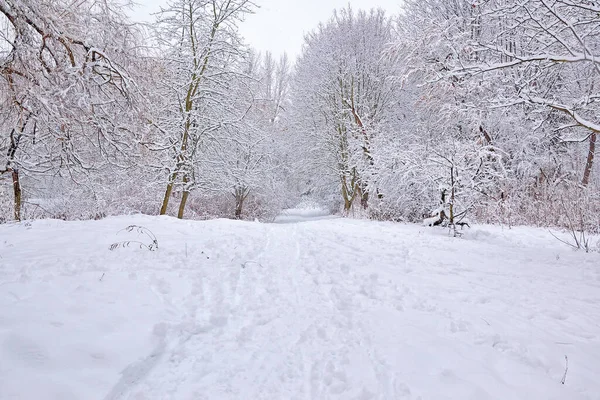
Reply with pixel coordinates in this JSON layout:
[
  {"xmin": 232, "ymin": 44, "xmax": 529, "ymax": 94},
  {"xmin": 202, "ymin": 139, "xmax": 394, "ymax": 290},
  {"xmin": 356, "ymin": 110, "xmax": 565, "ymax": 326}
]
[
  {"xmin": 457, "ymin": 0, "xmax": 600, "ymax": 187},
  {"xmin": 291, "ymin": 7, "xmax": 396, "ymax": 213},
  {"xmin": 152, "ymin": 0, "xmax": 255, "ymax": 219},
  {"xmin": 389, "ymin": 0, "xmax": 600, "ymax": 229},
  {"xmin": 0, "ymin": 0, "xmax": 142, "ymax": 221}
]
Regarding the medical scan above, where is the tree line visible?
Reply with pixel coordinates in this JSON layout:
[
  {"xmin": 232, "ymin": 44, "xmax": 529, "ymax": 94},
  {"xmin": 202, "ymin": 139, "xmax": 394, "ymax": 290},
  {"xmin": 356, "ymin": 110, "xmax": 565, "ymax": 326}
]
[{"xmin": 1, "ymin": 0, "xmax": 599, "ymax": 232}]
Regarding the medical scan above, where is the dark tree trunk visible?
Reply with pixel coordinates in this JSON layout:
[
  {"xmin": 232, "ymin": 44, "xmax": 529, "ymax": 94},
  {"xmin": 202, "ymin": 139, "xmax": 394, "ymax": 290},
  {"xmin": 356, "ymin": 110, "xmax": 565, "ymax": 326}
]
[
  {"xmin": 360, "ymin": 188, "xmax": 369, "ymax": 209},
  {"xmin": 177, "ymin": 190, "xmax": 189, "ymax": 219},
  {"xmin": 234, "ymin": 187, "xmax": 248, "ymax": 220},
  {"xmin": 12, "ymin": 169, "xmax": 21, "ymax": 221},
  {"xmin": 160, "ymin": 176, "xmax": 175, "ymax": 215},
  {"xmin": 234, "ymin": 198, "xmax": 244, "ymax": 219},
  {"xmin": 582, "ymin": 133, "xmax": 596, "ymax": 186},
  {"xmin": 177, "ymin": 174, "xmax": 190, "ymax": 219}
]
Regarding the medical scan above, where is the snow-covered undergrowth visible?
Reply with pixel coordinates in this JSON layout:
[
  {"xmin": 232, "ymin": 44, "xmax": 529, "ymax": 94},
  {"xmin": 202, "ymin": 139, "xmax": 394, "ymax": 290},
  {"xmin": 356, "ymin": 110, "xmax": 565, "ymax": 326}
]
[{"xmin": 1, "ymin": 216, "xmax": 599, "ymax": 399}]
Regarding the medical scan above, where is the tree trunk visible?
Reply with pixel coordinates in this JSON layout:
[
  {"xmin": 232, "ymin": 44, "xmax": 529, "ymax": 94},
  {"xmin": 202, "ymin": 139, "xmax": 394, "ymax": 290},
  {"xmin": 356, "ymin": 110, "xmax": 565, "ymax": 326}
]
[
  {"xmin": 233, "ymin": 187, "xmax": 250, "ymax": 220},
  {"xmin": 12, "ymin": 169, "xmax": 21, "ymax": 221},
  {"xmin": 342, "ymin": 185, "xmax": 352, "ymax": 212},
  {"xmin": 177, "ymin": 174, "xmax": 190, "ymax": 219},
  {"xmin": 234, "ymin": 195, "xmax": 244, "ymax": 219},
  {"xmin": 159, "ymin": 172, "xmax": 177, "ymax": 215},
  {"xmin": 449, "ymin": 166, "xmax": 455, "ymax": 224},
  {"xmin": 178, "ymin": 190, "xmax": 189, "ymax": 219},
  {"xmin": 582, "ymin": 133, "xmax": 596, "ymax": 186},
  {"xmin": 341, "ymin": 175, "xmax": 355, "ymax": 212},
  {"xmin": 360, "ymin": 183, "xmax": 369, "ymax": 209}
]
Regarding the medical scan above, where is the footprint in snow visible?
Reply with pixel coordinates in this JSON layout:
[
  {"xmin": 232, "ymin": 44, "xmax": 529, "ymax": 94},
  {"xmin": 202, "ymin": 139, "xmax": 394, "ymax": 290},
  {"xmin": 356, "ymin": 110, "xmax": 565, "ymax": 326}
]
[
  {"xmin": 450, "ymin": 320, "xmax": 470, "ymax": 333},
  {"xmin": 3, "ymin": 333, "xmax": 49, "ymax": 367},
  {"xmin": 154, "ymin": 278, "xmax": 171, "ymax": 295}
]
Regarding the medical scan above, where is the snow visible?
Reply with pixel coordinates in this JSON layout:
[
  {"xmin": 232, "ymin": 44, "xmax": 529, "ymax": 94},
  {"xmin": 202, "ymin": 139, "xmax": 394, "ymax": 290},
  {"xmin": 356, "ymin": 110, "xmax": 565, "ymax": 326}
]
[
  {"xmin": 1, "ymin": 215, "xmax": 600, "ymax": 399},
  {"xmin": 423, "ymin": 215, "xmax": 441, "ymax": 227},
  {"xmin": 273, "ymin": 207, "xmax": 336, "ymax": 224}
]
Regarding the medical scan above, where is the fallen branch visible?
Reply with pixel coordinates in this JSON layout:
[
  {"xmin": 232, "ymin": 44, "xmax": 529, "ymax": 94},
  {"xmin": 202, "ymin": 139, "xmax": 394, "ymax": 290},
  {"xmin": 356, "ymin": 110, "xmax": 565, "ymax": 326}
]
[
  {"xmin": 561, "ymin": 355, "xmax": 569, "ymax": 385},
  {"xmin": 109, "ymin": 225, "xmax": 158, "ymax": 251}
]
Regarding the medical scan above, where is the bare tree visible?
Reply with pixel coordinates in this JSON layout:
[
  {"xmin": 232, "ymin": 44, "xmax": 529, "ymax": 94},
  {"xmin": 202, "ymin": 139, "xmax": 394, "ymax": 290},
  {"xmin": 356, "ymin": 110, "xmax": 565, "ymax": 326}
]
[
  {"xmin": 0, "ymin": 0, "xmax": 142, "ymax": 221},
  {"xmin": 292, "ymin": 7, "xmax": 396, "ymax": 214},
  {"xmin": 152, "ymin": 0, "xmax": 255, "ymax": 219}
]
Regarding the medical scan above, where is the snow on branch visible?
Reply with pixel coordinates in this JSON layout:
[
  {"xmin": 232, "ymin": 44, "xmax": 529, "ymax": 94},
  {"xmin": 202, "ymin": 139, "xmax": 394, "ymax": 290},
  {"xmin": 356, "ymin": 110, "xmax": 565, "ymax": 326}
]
[{"xmin": 526, "ymin": 96, "xmax": 600, "ymax": 134}]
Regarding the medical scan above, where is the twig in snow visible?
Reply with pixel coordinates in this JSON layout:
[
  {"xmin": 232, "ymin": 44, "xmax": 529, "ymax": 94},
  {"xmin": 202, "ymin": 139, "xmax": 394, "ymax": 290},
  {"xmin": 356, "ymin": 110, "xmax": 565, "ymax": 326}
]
[
  {"xmin": 99, "ymin": 272, "xmax": 105, "ymax": 281},
  {"xmin": 549, "ymin": 230, "xmax": 584, "ymax": 251},
  {"xmin": 241, "ymin": 261, "xmax": 262, "ymax": 269},
  {"xmin": 561, "ymin": 355, "xmax": 568, "ymax": 385},
  {"xmin": 481, "ymin": 317, "xmax": 491, "ymax": 326}
]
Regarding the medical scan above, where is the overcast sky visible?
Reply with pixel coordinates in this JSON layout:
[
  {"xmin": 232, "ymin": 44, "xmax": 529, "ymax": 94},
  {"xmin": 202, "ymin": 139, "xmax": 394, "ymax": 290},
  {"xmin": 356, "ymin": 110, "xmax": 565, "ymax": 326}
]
[{"xmin": 131, "ymin": 0, "xmax": 402, "ymax": 59}]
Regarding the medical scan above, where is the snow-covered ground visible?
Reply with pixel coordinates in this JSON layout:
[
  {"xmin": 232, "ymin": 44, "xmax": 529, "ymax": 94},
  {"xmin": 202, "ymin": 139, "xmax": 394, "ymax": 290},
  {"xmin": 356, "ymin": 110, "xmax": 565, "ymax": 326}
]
[{"xmin": 1, "ymin": 212, "xmax": 600, "ymax": 400}]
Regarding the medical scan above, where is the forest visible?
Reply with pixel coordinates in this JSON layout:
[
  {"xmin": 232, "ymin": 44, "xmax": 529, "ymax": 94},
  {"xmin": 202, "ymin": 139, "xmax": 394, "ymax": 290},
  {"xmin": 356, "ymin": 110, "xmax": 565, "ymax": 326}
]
[
  {"xmin": 2, "ymin": 0, "xmax": 599, "ymax": 235},
  {"xmin": 3, "ymin": 2, "xmax": 600, "ymax": 397}
]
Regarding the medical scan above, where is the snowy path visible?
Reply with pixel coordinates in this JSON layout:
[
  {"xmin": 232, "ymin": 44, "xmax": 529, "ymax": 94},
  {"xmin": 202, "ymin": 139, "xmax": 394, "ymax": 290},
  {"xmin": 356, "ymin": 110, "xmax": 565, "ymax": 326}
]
[{"xmin": 1, "ymin": 214, "xmax": 599, "ymax": 399}]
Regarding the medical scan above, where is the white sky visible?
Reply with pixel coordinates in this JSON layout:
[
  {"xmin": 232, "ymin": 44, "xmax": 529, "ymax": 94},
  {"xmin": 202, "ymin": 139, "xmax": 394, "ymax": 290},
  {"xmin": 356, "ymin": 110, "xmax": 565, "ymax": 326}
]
[{"xmin": 131, "ymin": 0, "xmax": 403, "ymax": 59}]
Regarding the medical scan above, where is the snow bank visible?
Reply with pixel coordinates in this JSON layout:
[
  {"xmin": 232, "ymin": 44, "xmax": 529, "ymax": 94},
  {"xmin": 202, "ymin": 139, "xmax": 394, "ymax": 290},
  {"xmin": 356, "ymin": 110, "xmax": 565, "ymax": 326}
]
[{"xmin": 1, "ymin": 216, "xmax": 599, "ymax": 399}]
